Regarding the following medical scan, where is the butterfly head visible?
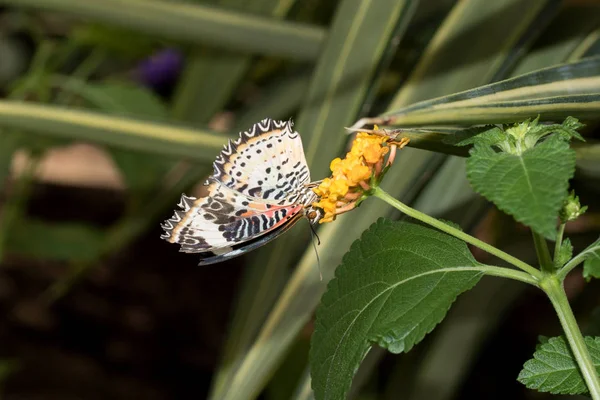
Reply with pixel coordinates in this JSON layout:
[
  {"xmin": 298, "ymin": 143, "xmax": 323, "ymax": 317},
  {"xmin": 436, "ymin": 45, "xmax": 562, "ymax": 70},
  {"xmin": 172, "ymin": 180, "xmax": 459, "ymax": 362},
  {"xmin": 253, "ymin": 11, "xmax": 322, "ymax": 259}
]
[
  {"xmin": 296, "ymin": 184, "xmax": 322, "ymax": 224},
  {"xmin": 304, "ymin": 206, "xmax": 323, "ymax": 225}
]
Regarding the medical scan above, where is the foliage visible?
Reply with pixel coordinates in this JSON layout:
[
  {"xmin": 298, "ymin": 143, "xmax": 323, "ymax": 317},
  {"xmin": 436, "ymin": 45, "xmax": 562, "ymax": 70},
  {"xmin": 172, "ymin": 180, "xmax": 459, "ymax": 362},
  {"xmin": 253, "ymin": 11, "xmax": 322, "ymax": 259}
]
[
  {"xmin": 583, "ymin": 238, "xmax": 600, "ymax": 281},
  {"xmin": 465, "ymin": 118, "xmax": 581, "ymax": 240},
  {"xmin": 311, "ymin": 219, "xmax": 482, "ymax": 399},
  {"xmin": 518, "ymin": 336, "xmax": 600, "ymax": 395},
  {"xmin": 309, "ymin": 113, "xmax": 600, "ymax": 398},
  {"xmin": 0, "ymin": 0, "xmax": 599, "ymax": 399}
]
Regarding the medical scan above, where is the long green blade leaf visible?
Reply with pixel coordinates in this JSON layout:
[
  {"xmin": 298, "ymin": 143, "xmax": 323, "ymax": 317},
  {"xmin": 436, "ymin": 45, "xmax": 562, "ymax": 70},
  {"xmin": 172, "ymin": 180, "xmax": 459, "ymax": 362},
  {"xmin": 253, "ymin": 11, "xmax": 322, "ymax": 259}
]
[
  {"xmin": 2, "ymin": 0, "xmax": 325, "ymax": 61},
  {"xmin": 366, "ymin": 56, "xmax": 600, "ymax": 126},
  {"xmin": 171, "ymin": 0, "xmax": 300, "ymax": 122},
  {"xmin": 383, "ymin": 93, "xmax": 600, "ymax": 126},
  {"xmin": 388, "ymin": 0, "xmax": 555, "ymax": 107},
  {"xmin": 0, "ymin": 101, "xmax": 230, "ymax": 161},
  {"xmin": 233, "ymin": 73, "xmax": 311, "ymax": 131}
]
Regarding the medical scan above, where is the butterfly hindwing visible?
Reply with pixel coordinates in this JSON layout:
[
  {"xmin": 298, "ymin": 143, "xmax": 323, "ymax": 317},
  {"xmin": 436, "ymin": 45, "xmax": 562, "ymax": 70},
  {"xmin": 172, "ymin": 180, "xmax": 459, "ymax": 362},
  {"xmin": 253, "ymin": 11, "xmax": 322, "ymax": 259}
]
[
  {"xmin": 194, "ymin": 212, "xmax": 304, "ymax": 265},
  {"xmin": 161, "ymin": 181, "xmax": 304, "ymax": 255}
]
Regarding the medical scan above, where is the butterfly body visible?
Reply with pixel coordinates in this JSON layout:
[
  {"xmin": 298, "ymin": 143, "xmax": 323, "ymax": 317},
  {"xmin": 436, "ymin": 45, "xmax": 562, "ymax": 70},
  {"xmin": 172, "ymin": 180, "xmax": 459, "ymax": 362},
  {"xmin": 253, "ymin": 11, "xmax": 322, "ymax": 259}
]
[{"xmin": 161, "ymin": 119, "xmax": 321, "ymax": 265}]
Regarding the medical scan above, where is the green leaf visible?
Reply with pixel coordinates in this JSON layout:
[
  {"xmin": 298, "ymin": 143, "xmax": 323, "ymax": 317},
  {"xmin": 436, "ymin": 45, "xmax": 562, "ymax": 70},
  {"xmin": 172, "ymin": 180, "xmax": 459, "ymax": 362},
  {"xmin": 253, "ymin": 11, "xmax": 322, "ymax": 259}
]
[
  {"xmin": 0, "ymin": 100, "xmax": 230, "ymax": 162},
  {"xmin": 536, "ymin": 335, "xmax": 550, "ymax": 350},
  {"xmin": 355, "ymin": 56, "xmax": 600, "ymax": 156},
  {"xmin": 454, "ymin": 126, "xmax": 508, "ymax": 147},
  {"xmin": 233, "ymin": 73, "xmax": 310, "ymax": 131},
  {"xmin": 6, "ymin": 0, "xmax": 325, "ymax": 61},
  {"xmin": 466, "ymin": 134, "xmax": 575, "ymax": 239},
  {"xmin": 519, "ymin": 116, "xmax": 585, "ymax": 149},
  {"xmin": 361, "ymin": 56, "xmax": 600, "ymax": 129},
  {"xmin": 583, "ymin": 237, "xmax": 600, "ymax": 281},
  {"xmin": 296, "ymin": 0, "xmax": 417, "ymax": 178},
  {"xmin": 388, "ymin": 0, "xmax": 556, "ymax": 107},
  {"xmin": 170, "ymin": 0, "xmax": 298, "ymax": 123},
  {"xmin": 6, "ymin": 219, "xmax": 104, "ymax": 262},
  {"xmin": 310, "ymin": 219, "xmax": 483, "ymax": 400},
  {"xmin": 71, "ymin": 24, "xmax": 157, "ymax": 58},
  {"xmin": 555, "ymin": 238, "xmax": 573, "ymax": 269},
  {"xmin": 518, "ymin": 336, "xmax": 600, "ymax": 395}
]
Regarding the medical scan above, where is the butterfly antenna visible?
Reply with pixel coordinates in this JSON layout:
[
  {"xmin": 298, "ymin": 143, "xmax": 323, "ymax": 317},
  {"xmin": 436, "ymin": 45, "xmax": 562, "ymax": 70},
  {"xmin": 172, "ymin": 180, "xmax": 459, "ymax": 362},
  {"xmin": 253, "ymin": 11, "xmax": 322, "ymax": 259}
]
[
  {"xmin": 309, "ymin": 222, "xmax": 321, "ymax": 245},
  {"xmin": 307, "ymin": 221, "xmax": 323, "ymax": 281}
]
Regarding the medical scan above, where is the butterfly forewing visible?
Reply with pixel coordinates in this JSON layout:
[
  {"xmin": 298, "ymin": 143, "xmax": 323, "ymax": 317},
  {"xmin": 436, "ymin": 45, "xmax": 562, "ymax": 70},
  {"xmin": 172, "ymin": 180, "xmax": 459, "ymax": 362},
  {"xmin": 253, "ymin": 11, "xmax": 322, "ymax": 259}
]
[{"xmin": 212, "ymin": 119, "xmax": 311, "ymax": 203}]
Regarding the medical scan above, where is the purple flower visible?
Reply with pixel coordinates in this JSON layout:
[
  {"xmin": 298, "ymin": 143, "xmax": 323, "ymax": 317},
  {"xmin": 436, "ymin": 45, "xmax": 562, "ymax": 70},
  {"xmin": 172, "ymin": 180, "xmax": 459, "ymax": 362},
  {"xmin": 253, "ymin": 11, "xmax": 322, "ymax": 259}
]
[{"xmin": 135, "ymin": 48, "xmax": 183, "ymax": 89}]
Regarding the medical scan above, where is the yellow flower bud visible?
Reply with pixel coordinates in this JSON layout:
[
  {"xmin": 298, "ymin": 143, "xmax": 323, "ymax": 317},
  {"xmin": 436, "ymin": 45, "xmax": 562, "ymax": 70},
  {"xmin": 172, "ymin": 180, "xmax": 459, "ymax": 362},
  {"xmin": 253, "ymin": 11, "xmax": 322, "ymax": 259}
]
[
  {"xmin": 313, "ymin": 178, "xmax": 331, "ymax": 197},
  {"xmin": 330, "ymin": 158, "xmax": 342, "ymax": 174},
  {"xmin": 348, "ymin": 165, "xmax": 371, "ymax": 183},
  {"xmin": 330, "ymin": 178, "xmax": 349, "ymax": 197},
  {"xmin": 363, "ymin": 143, "xmax": 383, "ymax": 164}
]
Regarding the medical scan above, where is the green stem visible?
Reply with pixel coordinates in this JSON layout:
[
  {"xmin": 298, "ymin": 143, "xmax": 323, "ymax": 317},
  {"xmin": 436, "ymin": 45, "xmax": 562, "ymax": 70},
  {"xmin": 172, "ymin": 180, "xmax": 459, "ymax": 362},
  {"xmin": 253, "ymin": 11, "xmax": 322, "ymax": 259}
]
[
  {"xmin": 532, "ymin": 231, "xmax": 553, "ymax": 272},
  {"xmin": 9, "ymin": 40, "xmax": 55, "ymax": 101},
  {"xmin": 477, "ymin": 265, "xmax": 539, "ymax": 286},
  {"xmin": 54, "ymin": 48, "xmax": 105, "ymax": 104},
  {"xmin": 541, "ymin": 277, "xmax": 600, "ymax": 399},
  {"xmin": 373, "ymin": 187, "xmax": 542, "ymax": 280},
  {"xmin": 554, "ymin": 223, "xmax": 566, "ymax": 263}
]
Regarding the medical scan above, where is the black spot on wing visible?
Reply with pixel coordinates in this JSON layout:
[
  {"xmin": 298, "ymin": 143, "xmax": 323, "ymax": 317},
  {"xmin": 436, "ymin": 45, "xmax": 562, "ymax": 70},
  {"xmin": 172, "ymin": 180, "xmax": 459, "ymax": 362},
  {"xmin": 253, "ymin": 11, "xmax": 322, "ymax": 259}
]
[{"xmin": 248, "ymin": 187, "xmax": 262, "ymax": 197}]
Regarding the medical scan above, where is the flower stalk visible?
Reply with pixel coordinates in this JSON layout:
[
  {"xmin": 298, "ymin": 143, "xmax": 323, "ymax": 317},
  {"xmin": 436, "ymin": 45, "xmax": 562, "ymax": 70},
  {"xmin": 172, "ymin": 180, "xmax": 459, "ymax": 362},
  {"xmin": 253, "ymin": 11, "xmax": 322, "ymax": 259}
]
[{"xmin": 553, "ymin": 223, "xmax": 566, "ymax": 264}]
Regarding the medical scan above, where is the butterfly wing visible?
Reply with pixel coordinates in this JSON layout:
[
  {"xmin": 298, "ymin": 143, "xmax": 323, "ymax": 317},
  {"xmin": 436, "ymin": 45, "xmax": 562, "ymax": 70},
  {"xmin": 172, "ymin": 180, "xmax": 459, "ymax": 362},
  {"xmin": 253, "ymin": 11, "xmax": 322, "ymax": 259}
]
[
  {"xmin": 196, "ymin": 212, "xmax": 304, "ymax": 266},
  {"xmin": 211, "ymin": 118, "xmax": 312, "ymax": 204},
  {"xmin": 161, "ymin": 181, "xmax": 303, "ymax": 249},
  {"xmin": 161, "ymin": 119, "xmax": 314, "ymax": 263}
]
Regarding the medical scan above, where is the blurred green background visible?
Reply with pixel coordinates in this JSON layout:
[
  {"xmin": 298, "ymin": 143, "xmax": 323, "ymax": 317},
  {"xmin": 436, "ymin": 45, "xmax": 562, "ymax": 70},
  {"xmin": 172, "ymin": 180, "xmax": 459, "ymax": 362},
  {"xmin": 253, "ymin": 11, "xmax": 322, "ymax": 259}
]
[{"xmin": 0, "ymin": 0, "xmax": 599, "ymax": 399}]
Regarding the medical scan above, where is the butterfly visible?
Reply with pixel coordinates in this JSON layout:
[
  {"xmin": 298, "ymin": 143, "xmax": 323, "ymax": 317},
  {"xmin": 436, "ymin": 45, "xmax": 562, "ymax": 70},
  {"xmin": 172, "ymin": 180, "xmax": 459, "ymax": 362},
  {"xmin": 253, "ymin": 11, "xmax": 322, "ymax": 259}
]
[{"xmin": 160, "ymin": 118, "xmax": 323, "ymax": 265}]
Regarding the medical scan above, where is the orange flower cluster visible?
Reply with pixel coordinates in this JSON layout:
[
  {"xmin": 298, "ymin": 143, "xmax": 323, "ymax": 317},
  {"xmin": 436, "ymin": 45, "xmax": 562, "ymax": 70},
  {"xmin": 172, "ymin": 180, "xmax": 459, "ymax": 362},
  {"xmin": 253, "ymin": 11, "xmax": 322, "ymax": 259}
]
[{"xmin": 312, "ymin": 130, "xmax": 408, "ymax": 223}]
